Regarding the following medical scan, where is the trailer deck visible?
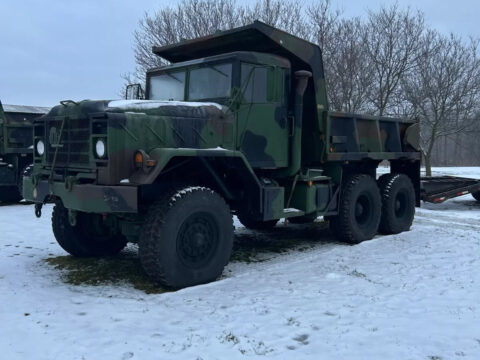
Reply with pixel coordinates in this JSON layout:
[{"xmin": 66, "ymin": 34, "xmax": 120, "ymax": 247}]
[{"xmin": 421, "ymin": 175, "xmax": 480, "ymax": 203}]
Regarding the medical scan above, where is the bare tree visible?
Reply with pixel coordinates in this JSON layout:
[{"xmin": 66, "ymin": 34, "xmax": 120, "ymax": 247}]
[
  {"xmin": 362, "ymin": 3, "xmax": 425, "ymax": 116},
  {"xmin": 322, "ymin": 18, "xmax": 373, "ymax": 113},
  {"xmin": 124, "ymin": 0, "xmax": 307, "ymax": 90},
  {"xmin": 123, "ymin": 0, "xmax": 244, "ymax": 88},
  {"xmin": 306, "ymin": 0, "xmax": 342, "ymax": 51},
  {"xmin": 402, "ymin": 32, "xmax": 480, "ymax": 175},
  {"xmin": 242, "ymin": 0, "xmax": 308, "ymax": 39}
]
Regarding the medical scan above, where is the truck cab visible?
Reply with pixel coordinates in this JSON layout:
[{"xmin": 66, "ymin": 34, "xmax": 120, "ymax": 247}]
[
  {"xmin": 145, "ymin": 51, "xmax": 291, "ymax": 168},
  {"xmin": 0, "ymin": 101, "xmax": 49, "ymax": 202}
]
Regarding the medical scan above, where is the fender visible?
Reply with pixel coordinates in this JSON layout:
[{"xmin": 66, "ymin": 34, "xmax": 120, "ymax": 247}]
[{"xmin": 129, "ymin": 147, "xmax": 260, "ymax": 186}]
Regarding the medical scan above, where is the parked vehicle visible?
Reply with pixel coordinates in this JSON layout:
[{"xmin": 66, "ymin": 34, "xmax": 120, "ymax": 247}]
[
  {"xmin": 24, "ymin": 21, "xmax": 421, "ymax": 288},
  {"xmin": 0, "ymin": 101, "xmax": 48, "ymax": 202}
]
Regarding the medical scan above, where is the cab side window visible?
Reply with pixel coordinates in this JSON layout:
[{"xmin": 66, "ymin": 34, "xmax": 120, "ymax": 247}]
[{"xmin": 241, "ymin": 64, "xmax": 270, "ymax": 103}]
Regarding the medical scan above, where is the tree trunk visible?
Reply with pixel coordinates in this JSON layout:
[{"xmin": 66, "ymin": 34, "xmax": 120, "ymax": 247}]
[{"xmin": 424, "ymin": 153, "xmax": 432, "ymax": 176}]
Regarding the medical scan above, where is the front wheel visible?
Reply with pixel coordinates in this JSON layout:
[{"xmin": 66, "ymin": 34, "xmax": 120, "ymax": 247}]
[
  {"xmin": 52, "ymin": 201, "xmax": 127, "ymax": 257},
  {"xmin": 329, "ymin": 174, "xmax": 381, "ymax": 244},
  {"xmin": 139, "ymin": 187, "xmax": 233, "ymax": 289}
]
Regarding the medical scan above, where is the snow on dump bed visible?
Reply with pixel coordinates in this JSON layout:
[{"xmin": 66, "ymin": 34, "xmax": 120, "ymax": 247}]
[
  {"xmin": 108, "ymin": 100, "xmax": 223, "ymax": 111},
  {"xmin": 1, "ymin": 167, "xmax": 480, "ymax": 359}
]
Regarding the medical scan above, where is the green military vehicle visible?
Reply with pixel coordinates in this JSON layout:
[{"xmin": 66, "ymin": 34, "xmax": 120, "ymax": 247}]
[
  {"xmin": 0, "ymin": 101, "xmax": 49, "ymax": 202},
  {"xmin": 24, "ymin": 21, "xmax": 420, "ymax": 288}
]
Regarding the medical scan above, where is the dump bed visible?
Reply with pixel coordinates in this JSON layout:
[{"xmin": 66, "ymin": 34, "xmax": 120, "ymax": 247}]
[{"xmin": 326, "ymin": 112, "xmax": 420, "ymax": 162}]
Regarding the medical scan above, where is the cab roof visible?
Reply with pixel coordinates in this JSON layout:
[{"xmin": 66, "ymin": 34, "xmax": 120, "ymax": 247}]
[
  {"xmin": 147, "ymin": 51, "xmax": 291, "ymax": 75},
  {"xmin": 152, "ymin": 20, "xmax": 324, "ymax": 79}
]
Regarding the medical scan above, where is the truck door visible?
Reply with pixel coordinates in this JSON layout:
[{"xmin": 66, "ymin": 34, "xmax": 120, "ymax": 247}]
[{"xmin": 236, "ymin": 64, "xmax": 289, "ymax": 168}]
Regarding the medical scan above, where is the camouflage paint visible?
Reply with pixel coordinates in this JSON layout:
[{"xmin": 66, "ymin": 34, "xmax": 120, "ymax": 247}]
[{"xmin": 24, "ymin": 21, "xmax": 420, "ymax": 225}]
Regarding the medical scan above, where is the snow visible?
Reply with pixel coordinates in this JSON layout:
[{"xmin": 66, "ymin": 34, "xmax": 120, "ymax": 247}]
[
  {"xmin": 1, "ymin": 167, "xmax": 480, "ymax": 359},
  {"xmin": 284, "ymin": 208, "xmax": 302, "ymax": 213},
  {"xmin": 108, "ymin": 100, "xmax": 223, "ymax": 111}
]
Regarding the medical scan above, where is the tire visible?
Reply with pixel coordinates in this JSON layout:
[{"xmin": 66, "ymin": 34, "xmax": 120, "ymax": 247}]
[
  {"xmin": 472, "ymin": 191, "xmax": 480, "ymax": 202},
  {"xmin": 329, "ymin": 174, "xmax": 381, "ymax": 244},
  {"xmin": 17, "ymin": 164, "xmax": 33, "ymax": 200},
  {"xmin": 377, "ymin": 173, "xmax": 415, "ymax": 234},
  {"xmin": 52, "ymin": 201, "xmax": 127, "ymax": 257},
  {"xmin": 0, "ymin": 186, "xmax": 22, "ymax": 203},
  {"xmin": 139, "ymin": 186, "xmax": 233, "ymax": 289},
  {"xmin": 237, "ymin": 212, "xmax": 278, "ymax": 230}
]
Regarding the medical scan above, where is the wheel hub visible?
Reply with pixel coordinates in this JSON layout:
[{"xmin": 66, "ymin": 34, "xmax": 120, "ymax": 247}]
[
  {"xmin": 177, "ymin": 212, "xmax": 219, "ymax": 269},
  {"xmin": 355, "ymin": 193, "xmax": 372, "ymax": 226}
]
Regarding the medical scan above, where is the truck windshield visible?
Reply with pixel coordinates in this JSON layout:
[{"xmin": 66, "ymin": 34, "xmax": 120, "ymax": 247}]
[
  {"xmin": 188, "ymin": 63, "xmax": 232, "ymax": 101},
  {"xmin": 149, "ymin": 71, "xmax": 186, "ymax": 101}
]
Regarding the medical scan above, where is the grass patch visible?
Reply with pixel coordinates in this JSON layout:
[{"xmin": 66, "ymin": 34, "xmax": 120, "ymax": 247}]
[
  {"xmin": 44, "ymin": 246, "xmax": 167, "ymax": 294},
  {"xmin": 230, "ymin": 221, "xmax": 331, "ymax": 263},
  {"xmin": 44, "ymin": 221, "xmax": 333, "ymax": 293}
]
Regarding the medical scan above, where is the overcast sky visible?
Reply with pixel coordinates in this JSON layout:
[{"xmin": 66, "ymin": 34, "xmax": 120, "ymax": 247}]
[{"xmin": 1, "ymin": 0, "xmax": 479, "ymax": 107}]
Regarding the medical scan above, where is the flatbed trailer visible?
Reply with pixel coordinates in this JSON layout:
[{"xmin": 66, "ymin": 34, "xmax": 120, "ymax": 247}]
[{"xmin": 421, "ymin": 175, "xmax": 480, "ymax": 203}]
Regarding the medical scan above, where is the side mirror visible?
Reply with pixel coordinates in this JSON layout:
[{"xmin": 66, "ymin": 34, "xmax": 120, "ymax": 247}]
[{"xmin": 125, "ymin": 84, "xmax": 145, "ymax": 100}]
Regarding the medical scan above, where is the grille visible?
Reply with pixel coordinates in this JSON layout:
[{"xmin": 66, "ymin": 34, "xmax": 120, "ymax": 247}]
[{"xmin": 45, "ymin": 117, "xmax": 90, "ymax": 166}]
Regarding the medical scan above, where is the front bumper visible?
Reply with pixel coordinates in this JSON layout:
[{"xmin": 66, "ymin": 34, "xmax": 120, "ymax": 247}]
[{"xmin": 23, "ymin": 177, "xmax": 138, "ymax": 213}]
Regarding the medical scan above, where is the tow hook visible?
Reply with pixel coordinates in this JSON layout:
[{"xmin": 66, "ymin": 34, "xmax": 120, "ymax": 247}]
[{"xmin": 34, "ymin": 203, "xmax": 42, "ymax": 218}]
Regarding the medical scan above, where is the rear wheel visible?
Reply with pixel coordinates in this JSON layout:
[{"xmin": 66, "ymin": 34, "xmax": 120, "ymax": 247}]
[
  {"xmin": 378, "ymin": 173, "xmax": 415, "ymax": 234},
  {"xmin": 329, "ymin": 174, "xmax": 381, "ymax": 244},
  {"xmin": 52, "ymin": 201, "xmax": 127, "ymax": 257},
  {"xmin": 139, "ymin": 186, "xmax": 233, "ymax": 288}
]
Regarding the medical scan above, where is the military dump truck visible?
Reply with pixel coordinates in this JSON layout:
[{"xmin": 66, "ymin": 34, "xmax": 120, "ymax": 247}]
[
  {"xmin": 24, "ymin": 21, "xmax": 421, "ymax": 288},
  {"xmin": 0, "ymin": 101, "xmax": 49, "ymax": 202}
]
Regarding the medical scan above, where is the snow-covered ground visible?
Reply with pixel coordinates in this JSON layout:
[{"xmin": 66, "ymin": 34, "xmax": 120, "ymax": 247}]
[{"xmin": 1, "ymin": 167, "xmax": 480, "ymax": 359}]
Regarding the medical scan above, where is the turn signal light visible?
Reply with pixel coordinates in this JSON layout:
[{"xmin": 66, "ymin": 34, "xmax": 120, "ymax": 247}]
[{"xmin": 134, "ymin": 151, "xmax": 144, "ymax": 167}]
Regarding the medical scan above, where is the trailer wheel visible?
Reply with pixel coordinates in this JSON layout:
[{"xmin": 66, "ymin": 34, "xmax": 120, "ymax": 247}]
[
  {"xmin": 472, "ymin": 191, "xmax": 480, "ymax": 202},
  {"xmin": 329, "ymin": 174, "xmax": 381, "ymax": 244},
  {"xmin": 237, "ymin": 212, "xmax": 278, "ymax": 230},
  {"xmin": 139, "ymin": 187, "xmax": 233, "ymax": 288},
  {"xmin": 52, "ymin": 201, "xmax": 127, "ymax": 257},
  {"xmin": 378, "ymin": 173, "xmax": 415, "ymax": 234}
]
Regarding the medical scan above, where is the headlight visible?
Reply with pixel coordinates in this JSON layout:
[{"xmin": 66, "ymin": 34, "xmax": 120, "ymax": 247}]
[
  {"xmin": 36, "ymin": 140, "xmax": 45, "ymax": 156},
  {"xmin": 95, "ymin": 139, "xmax": 106, "ymax": 158}
]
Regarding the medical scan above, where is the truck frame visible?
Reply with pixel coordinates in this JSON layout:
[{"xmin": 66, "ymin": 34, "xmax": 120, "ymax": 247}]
[{"xmin": 25, "ymin": 21, "xmax": 421, "ymax": 288}]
